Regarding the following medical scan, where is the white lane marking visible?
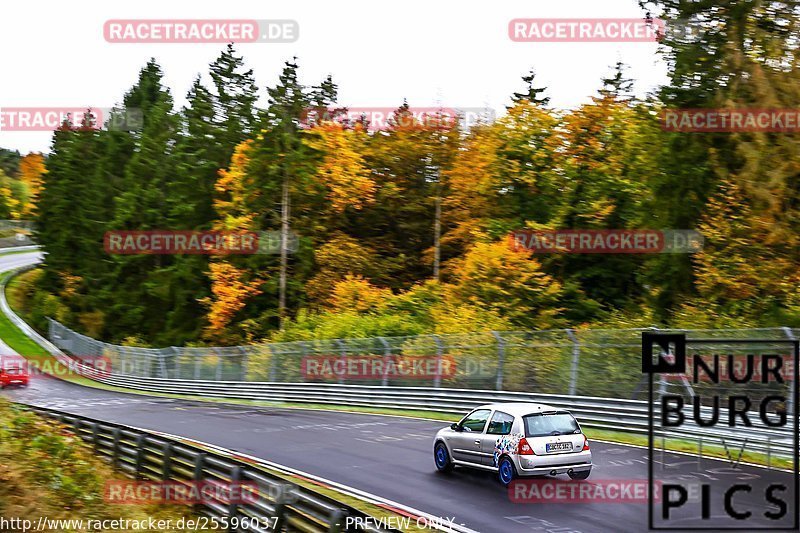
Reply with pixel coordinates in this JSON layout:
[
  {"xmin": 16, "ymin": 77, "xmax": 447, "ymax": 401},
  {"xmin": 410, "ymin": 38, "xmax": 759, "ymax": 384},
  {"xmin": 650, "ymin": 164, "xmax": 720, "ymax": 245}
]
[
  {"xmin": 18, "ymin": 396, "xmax": 175, "ymax": 410},
  {"xmin": 505, "ymin": 516, "xmax": 584, "ymax": 532}
]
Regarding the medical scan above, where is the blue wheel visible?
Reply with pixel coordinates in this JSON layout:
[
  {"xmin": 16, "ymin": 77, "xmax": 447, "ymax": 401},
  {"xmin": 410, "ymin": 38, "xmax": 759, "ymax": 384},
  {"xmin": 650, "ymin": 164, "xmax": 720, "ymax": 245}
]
[
  {"xmin": 498, "ymin": 456, "xmax": 517, "ymax": 487},
  {"xmin": 434, "ymin": 442, "xmax": 454, "ymax": 472}
]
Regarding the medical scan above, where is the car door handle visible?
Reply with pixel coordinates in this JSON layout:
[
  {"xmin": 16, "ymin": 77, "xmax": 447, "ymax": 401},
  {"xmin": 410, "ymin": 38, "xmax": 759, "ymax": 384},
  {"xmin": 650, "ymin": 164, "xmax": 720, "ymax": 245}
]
[{"xmin": 474, "ymin": 440, "xmax": 481, "ymax": 445}]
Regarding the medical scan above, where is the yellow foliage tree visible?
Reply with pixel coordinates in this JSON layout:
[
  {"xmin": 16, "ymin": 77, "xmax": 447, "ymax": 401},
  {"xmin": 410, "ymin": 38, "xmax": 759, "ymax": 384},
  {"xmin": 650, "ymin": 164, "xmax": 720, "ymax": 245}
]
[
  {"xmin": 204, "ymin": 140, "xmax": 264, "ymax": 342},
  {"xmin": 202, "ymin": 262, "xmax": 263, "ymax": 338},
  {"xmin": 445, "ymin": 241, "xmax": 564, "ymax": 329},
  {"xmin": 305, "ymin": 232, "xmax": 379, "ymax": 305},
  {"xmin": 686, "ymin": 178, "xmax": 800, "ymax": 323},
  {"xmin": 326, "ymin": 275, "xmax": 393, "ymax": 313},
  {"xmin": 18, "ymin": 152, "xmax": 46, "ymax": 217},
  {"xmin": 441, "ymin": 124, "xmax": 501, "ymax": 251},
  {"xmin": 213, "ymin": 140, "xmax": 256, "ymax": 231},
  {"xmin": 303, "ymin": 122, "xmax": 375, "ymax": 212}
]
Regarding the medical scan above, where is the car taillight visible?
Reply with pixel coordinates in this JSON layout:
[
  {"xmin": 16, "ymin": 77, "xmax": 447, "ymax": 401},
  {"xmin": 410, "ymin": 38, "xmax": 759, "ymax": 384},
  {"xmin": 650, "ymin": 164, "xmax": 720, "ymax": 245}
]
[
  {"xmin": 518, "ymin": 437, "xmax": 535, "ymax": 455},
  {"xmin": 582, "ymin": 437, "xmax": 590, "ymax": 451}
]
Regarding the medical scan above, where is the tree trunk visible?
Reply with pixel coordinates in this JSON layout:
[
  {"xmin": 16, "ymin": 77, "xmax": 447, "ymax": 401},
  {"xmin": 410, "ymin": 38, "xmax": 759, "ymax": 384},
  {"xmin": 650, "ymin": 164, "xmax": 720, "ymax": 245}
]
[{"xmin": 278, "ymin": 167, "xmax": 290, "ymax": 329}]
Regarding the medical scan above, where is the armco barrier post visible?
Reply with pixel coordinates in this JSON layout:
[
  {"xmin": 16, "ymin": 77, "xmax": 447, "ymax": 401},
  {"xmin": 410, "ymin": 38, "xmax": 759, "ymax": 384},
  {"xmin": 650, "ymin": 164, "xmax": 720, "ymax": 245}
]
[
  {"xmin": 327, "ymin": 509, "xmax": 347, "ymax": 533},
  {"xmin": 272, "ymin": 501, "xmax": 288, "ymax": 531},
  {"xmin": 566, "ymin": 329, "xmax": 580, "ymax": 396},
  {"xmin": 491, "ymin": 331, "xmax": 505, "ymax": 391},
  {"xmin": 91, "ymin": 422, "xmax": 100, "ymax": 452},
  {"xmin": 162, "ymin": 442, "xmax": 173, "ymax": 480},
  {"xmin": 228, "ymin": 466, "xmax": 243, "ymax": 530},
  {"xmin": 194, "ymin": 452, "xmax": 206, "ymax": 482},
  {"xmin": 112, "ymin": 427, "xmax": 121, "ymax": 469},
  {"xmin": 134, "ymin": 434, "xmax": 145, "ymax": 478},
  {"xmin": 193, "ymin": 452, "xmax": 207, "ymax": 517}
]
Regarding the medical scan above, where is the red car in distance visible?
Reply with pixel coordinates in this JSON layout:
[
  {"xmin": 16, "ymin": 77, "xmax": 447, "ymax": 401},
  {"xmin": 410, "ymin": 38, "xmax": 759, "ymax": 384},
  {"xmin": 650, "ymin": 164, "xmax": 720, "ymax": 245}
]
[{"xmin": 0, "ymin": 362, "xmax": 30, "ymax": 389}]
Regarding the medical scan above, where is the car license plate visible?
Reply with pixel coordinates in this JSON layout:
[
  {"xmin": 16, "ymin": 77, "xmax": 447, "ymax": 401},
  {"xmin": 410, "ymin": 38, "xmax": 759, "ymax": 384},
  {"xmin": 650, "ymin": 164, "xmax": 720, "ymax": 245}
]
[{"xmin": 546, "ymin": 442, "xmax": 572, "ymax": 453}]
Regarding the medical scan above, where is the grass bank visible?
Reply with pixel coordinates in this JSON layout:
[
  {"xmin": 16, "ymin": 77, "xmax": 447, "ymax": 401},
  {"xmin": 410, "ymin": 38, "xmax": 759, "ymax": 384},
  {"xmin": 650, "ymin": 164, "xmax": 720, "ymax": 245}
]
[{"xmin": 1, "ymin": 268, "xmax": 99, "ymax": 388}]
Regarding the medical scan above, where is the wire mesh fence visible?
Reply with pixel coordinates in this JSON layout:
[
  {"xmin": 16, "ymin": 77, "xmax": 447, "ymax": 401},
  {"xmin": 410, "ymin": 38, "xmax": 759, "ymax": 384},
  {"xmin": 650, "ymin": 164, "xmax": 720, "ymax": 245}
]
[{"xmin": 47, "ymin": 318, "xmax": 799, "ymax": 399}]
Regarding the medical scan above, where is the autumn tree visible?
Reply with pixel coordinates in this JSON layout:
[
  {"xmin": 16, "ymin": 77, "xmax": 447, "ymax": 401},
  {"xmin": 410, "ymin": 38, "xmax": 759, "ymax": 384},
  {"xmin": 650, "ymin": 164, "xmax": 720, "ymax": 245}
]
[
  {"xmin": 446, "ymin": 241, "xmax": 564, "ymax": 329},
  {"xmin": 17, "ymin": 152, "xmax": 46, "ymax": 217},
  {"xmin": 547, "ymin": 66, "xmax": 658, "ymax": 313},
  {"xmin": 352, "ymin": 103, "xmax": 460, "ymax": 289},
  {"xmin": 641, "ymin": 0, "xmax": 800, "ymax": 320}
]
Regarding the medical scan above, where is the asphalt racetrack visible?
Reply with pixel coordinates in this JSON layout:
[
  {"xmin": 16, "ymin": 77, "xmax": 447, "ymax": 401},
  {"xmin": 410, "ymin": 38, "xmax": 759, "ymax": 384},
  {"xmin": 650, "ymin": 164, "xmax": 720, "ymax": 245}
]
[{"xmin": 3, "ymin": 376, "xmax": 796, "ymax": 533}]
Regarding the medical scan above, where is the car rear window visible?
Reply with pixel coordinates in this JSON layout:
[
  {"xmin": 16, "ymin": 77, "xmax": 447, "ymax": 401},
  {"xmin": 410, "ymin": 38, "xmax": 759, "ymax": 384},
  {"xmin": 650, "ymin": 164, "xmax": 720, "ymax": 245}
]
[
  {"xmin": 5, "ymin": 368, "xmax": 22, "ymax": 374},
  {"xmin": 523, "ymin": 411, "xmax": 580, "ymax": 437}
]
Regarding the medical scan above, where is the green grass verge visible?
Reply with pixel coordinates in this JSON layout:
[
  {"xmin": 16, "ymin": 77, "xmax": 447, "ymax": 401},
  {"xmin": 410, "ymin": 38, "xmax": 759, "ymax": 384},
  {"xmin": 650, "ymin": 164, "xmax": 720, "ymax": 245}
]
[
  {"xmin": 0, "ymin": 269, "xmax": 100, "ymax": 388},
  {"xmin": 0, "ymin": 248, "xmax": 37, "ymax": 257},
  {"xmin": 2, "ymin": 265, "xmax": 791, "ymax": 472},
  {"xmin": 0, "ymin": 244, "xmax": 36, "ymax": 256},
  {"xmin": 0, "ymin": 271, "xmax": 50, "ymax": 357},
  {"xmin": 586, "ymin": 428, "xmax": 792, "ymax": 470}
]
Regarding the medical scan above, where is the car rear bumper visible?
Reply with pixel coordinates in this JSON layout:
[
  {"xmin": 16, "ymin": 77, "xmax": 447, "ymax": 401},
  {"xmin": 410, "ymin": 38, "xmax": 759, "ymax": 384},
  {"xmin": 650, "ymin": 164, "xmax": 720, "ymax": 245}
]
[{"xmin": 516, "ymin": 450, "xmax": 592, "ymax": 475}]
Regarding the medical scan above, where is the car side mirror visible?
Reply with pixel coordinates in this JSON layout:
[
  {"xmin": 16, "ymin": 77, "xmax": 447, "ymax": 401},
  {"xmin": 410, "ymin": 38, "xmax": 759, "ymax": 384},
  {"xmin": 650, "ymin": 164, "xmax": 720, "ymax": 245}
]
[{"xmin": 450, "ymin": 423, "xmax": 460, "ymax": 431}]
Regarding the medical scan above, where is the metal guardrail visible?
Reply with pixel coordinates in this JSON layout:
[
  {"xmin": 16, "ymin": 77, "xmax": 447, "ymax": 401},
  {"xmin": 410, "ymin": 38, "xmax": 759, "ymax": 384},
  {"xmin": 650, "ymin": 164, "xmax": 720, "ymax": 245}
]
[
  {"xmin": 21, "ymin": 403, "xmax": 407, "ymax": 533},
  {"xmin": 68, "ymin": 375, "xmax": 795, "ymax": 460},
  {"xmin": 0, "ymin": 244, "xmax": 39, "ymax": 253}
]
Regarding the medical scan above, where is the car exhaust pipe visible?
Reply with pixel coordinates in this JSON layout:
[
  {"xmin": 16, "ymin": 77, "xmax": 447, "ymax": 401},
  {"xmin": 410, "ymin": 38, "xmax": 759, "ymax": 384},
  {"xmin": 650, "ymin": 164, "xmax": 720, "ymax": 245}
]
[{"xmin": 567, "ymin": 469, "xmax": 574, "ymax": 475}]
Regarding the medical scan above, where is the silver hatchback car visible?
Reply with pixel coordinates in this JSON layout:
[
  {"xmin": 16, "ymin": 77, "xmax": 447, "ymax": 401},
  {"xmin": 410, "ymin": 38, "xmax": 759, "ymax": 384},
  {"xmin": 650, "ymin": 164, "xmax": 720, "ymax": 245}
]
[{"xmin": 433, "ymin": 402, "xmax": 592, "ymax": 486}]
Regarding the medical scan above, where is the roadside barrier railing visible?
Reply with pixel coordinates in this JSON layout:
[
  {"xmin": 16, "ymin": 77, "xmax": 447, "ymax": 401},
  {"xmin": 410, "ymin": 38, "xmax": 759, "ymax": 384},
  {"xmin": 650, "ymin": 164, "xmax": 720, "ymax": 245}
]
[
  {"xmin": 20, "ymin": 403, "xmax": 414, "ymax": 533},
  {"xmin": 53, "ymin": 375, "xmax": 798, "ymax": 461}
]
